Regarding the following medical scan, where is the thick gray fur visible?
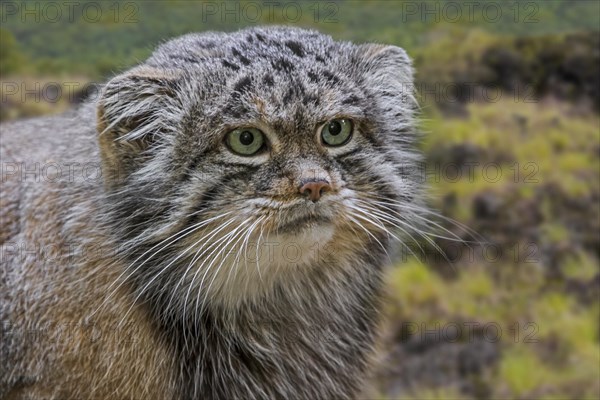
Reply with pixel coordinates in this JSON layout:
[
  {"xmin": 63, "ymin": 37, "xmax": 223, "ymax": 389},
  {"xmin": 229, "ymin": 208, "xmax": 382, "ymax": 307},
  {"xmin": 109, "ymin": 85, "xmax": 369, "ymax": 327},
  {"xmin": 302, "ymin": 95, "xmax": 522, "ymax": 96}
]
[{"xmin": 0, "ymin": 26, "xmax": 420, "ymax": 399}]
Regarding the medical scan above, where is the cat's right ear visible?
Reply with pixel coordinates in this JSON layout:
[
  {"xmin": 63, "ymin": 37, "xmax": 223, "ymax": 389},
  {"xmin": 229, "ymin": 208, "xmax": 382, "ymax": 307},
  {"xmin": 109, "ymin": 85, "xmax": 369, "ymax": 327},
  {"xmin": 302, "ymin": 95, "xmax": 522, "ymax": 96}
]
[
  {"xmin": 96, "ymin": 65, "xmax": 182, "ymax": 189},
  {"xmin": 354, "ymin": 44, "xmax": 416, "ymax": 110}
]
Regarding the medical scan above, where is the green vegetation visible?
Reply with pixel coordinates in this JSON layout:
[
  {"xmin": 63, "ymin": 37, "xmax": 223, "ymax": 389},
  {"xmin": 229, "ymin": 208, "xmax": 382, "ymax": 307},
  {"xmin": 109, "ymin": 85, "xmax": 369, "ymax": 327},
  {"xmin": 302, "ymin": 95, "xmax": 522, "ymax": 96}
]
[
  {"xmin": 382, "ymin": 98, "xmax": 599, "ymax": 398},
  {"xmin": 2, "ymin": 1, "xmax": 599, "ymax": 399},
  {"xmin": 0, "ymin": 28, "xmax": 24, "ymax": 75},
  {"xmin": 2, "ymin": 0, "xmax": 599, "ymax": 79}
]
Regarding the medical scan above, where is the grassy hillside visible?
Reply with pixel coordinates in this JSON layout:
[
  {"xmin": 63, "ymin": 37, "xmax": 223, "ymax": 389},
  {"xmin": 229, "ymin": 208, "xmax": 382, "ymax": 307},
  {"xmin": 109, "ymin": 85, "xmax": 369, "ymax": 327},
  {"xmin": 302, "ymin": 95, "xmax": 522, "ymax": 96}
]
[{"xmin": 373, "ymin": 99, "xmax": 600, "ymax": 399}]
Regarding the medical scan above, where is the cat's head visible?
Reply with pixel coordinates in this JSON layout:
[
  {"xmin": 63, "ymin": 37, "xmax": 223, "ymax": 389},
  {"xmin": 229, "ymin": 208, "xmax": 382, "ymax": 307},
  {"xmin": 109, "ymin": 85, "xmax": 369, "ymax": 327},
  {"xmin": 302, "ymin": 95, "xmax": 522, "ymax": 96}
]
[{"xmin": 97, "ymin": 26, "xmax": 421, "ymax": 312}]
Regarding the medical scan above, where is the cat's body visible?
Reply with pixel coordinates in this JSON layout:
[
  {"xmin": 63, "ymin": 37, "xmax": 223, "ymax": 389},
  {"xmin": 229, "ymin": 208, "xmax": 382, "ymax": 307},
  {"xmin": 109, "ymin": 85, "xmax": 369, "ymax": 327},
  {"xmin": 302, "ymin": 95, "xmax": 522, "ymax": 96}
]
[{"xmin": 0, "ymin": 27, "xmax": 419, "ymax": 399}]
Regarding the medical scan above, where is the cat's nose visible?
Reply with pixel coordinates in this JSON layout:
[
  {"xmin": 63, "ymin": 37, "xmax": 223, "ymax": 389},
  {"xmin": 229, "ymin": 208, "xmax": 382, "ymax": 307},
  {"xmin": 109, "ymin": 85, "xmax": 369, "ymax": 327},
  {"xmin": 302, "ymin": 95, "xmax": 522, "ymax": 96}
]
[{"xmin": 299, "ymin": 179, "xmax": 332, "ymax": 202}]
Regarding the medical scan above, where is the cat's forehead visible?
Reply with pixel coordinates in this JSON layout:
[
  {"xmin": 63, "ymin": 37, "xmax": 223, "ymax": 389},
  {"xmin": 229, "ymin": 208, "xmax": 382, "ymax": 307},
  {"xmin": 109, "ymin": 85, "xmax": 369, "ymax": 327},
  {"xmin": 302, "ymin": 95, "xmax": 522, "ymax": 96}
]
[
  {"xmin": 148, "ymin": 27, "xmax": 368, "ymax": 130},
  {"xmin": 150, "ymin": 26, "xmax": 359, "ymax": 95}
]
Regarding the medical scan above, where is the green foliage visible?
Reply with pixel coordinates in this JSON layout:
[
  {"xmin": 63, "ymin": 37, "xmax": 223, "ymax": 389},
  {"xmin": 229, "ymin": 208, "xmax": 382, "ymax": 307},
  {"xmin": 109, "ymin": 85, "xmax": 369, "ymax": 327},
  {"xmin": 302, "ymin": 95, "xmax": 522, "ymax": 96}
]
[
  {"xmin": 0, "ymin": 28, "xmax": 25, "ymax": 75},
  {"xmin": 499, "ymin": 346, "xmax": 548, "ymax": 395},
  {"xmin": 384, "ymin": 96, "xmax": 599, "ymax": 398},
  {"xmin": 562, "ymin": 252, "xmax": 598, "ymax": 281}
]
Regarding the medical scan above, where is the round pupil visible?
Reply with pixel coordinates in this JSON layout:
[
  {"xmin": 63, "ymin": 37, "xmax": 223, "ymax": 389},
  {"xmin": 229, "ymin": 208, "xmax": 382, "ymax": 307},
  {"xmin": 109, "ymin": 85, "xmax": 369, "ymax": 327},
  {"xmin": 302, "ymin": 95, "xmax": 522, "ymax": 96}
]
[
  {"xmin": 328, "ymin": 121, "xmax": 342, "ymax": 136},
  {"xmin": 239, "ymin": 131, "xmax": 254, "ymax": 146}
]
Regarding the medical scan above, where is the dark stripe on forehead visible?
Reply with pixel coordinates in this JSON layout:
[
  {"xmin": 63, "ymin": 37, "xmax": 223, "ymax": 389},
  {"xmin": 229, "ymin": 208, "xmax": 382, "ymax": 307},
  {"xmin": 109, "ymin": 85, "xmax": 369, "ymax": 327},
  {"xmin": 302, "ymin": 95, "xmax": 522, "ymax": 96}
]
[
  {"xmin": 322, "ymin": 70, "xmax": 340, "ymax": 84},
  {"xmin": 233, "ymin": 75, "xmax": 252, "ymax": 94},
  {"xmin": 342, "ymin": 95, "xmax": 362, "ymax": 106},
  {"xmin": 271, "ymin": 58, "xmax": 295, "ymax": 72},
  {"xmin": 231, "ymin": 48, "xmax": 251, "ymax": 66},
  {"xmin": 285, "ymin": 41, "xmax": 305, "ymax": 58}
]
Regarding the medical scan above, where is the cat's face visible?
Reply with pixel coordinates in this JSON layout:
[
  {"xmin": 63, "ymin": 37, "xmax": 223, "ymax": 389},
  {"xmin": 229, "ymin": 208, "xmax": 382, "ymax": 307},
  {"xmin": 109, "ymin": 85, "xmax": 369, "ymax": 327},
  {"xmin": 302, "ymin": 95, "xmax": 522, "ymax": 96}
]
[{"xmin": 98, "ymin": 27, "xmax": 420, "ymax": 312}]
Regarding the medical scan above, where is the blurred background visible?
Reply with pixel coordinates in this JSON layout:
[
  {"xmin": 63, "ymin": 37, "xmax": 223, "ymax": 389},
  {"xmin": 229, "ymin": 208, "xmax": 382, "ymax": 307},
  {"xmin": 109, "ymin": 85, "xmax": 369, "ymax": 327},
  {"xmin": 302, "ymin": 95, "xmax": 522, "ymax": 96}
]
[{"xmin": 1, "ymin": 1, "xmax": 598, "ymax": 399}]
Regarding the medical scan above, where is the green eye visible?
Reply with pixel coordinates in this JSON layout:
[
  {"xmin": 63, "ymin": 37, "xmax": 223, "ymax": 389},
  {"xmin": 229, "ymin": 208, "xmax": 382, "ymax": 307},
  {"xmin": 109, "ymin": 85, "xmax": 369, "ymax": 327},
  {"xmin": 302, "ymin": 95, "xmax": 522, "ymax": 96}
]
[
  {"xmin": 226, "ymin": 127, "xmax": 265, "ymax": 156},
  {"xmin": 321, "ymin": 118, "xmax": 353, "ymax": 147}
]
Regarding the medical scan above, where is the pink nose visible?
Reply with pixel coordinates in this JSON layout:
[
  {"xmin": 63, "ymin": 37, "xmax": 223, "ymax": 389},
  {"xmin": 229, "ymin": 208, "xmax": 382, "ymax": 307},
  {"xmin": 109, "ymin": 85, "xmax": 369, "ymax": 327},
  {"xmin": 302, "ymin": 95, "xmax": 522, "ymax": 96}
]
[{"xmin": 299, "ymin": 180, "xmax": 332, "ymax": 202}]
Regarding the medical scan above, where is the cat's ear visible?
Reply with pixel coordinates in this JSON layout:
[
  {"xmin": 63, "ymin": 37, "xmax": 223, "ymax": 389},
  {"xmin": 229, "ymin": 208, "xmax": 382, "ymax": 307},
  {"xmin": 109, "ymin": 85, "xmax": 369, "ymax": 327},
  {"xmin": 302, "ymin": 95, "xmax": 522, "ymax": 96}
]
[
  {"xmin": 354, "ymin": 44, "xmax": 417, "ymax": 114},
  {"xmin": 96, "ymin": 65, "xmax": 182, "ymax": 188}
]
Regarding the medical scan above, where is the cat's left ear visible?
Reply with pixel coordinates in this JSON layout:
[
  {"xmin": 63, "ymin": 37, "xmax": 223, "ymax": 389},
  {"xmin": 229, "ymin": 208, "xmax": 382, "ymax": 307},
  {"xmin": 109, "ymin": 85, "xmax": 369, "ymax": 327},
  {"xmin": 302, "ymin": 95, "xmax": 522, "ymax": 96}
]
[{"xmin": 354, "ymin": 44, "xmax": 416, "ymax": 112}]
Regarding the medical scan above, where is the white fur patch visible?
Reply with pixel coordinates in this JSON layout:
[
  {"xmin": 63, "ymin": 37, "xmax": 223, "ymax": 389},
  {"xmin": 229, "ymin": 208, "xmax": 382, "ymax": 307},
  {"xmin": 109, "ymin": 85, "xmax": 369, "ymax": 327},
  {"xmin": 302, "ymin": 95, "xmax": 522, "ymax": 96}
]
[{"xmin": 188, "ymin": 220, "xmax": 336, "ymax": 310}]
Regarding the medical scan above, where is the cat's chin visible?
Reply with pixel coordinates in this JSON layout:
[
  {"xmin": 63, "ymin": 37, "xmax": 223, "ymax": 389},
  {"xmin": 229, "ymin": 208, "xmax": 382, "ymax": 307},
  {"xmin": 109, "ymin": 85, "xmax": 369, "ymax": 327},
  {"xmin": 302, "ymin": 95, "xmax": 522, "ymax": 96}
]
[
  {"xmin": 264, "ymin": 222, "xmax": 336, "ymax": 265},
  {"xmin": 197, "ymin": 222, "xmax": 337, "ymax": 310}
]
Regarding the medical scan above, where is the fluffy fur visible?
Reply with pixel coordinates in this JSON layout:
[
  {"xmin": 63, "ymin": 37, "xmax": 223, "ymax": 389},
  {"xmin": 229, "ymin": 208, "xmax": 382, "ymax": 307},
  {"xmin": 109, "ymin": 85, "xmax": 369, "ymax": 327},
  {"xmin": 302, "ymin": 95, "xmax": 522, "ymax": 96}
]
[{"xmin": 0, "ymin": 26, "xmax": 420, "ymax": 399}]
